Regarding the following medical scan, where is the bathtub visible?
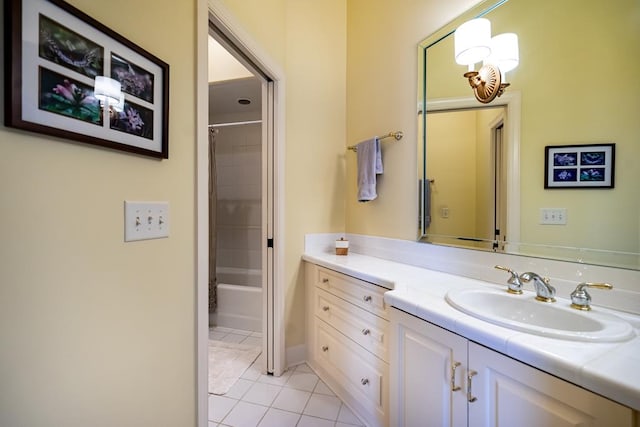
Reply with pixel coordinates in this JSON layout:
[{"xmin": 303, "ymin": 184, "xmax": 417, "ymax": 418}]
[
  {"xmin": 211, "ymin": 267, "xmax": 262, "ymax": 332},
  {"xmin": 216, "ymin": 266, "xmax": 261, "ymax": 288}
]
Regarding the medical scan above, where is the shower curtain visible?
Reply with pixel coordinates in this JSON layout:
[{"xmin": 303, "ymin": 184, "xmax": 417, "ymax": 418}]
[{"xmin": 208, "ymin": 128, "xmax": 218, "ymax": 312}]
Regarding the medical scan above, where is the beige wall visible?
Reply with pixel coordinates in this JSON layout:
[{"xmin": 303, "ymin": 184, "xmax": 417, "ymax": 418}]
[
  {"xmin": 0, "ymin": 0, "xmax": 197, "ymax": 426},
  {"xmin": 345, "ymin": 0, "xmax": 482, "ymax": 239},
  {"xmin": 216, "ymin": 0, "xmax": 347, "ymax": 349},
  {"xmin": 427, "ymin": 111, "xmax": 478, "ymax": 237}
]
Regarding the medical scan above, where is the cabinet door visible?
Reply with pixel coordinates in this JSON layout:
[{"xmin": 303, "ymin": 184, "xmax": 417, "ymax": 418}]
[
  {"xmin": 391, "ymin": 309, "xmax": 468, "ymax": 427},
  {"xmin": 468, "ymin": 342, "xmax": 633, "ymax": 427}
]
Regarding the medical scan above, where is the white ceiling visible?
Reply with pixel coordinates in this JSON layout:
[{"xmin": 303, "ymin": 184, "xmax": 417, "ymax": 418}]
[{"xmin": 208, "ymin": 35, "xmax": 261, "ymax": 122}]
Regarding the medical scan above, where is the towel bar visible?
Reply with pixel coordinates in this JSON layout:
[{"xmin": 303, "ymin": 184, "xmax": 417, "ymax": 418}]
[{"xmin": 348, "ymin": 131, "xmax": 403, "ymax": 151}]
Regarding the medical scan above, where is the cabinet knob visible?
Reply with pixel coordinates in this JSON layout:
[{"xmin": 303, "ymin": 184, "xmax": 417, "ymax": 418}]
[
  {"xmin": 363, "ymin": 295, "xmax": 372, "ymax": 302},
  {"xmin": 321, "ymin": 345, "xmax": 329, "ymax": 352},
  {"xmin": 322, "ymin": 305, "xmax": 330, "ymax": 312},
  {"xmin": 450, "ymin": 361, "xmax": 461, "ymax": 392},
  {"xmin": 467, "ymin": 370, "xmax": 478, "ymax": 403},
  {"xmin": 361, "ymin": 328, "xmax": 371, "ymax": 335},
  {"xmin": 361, "ymin": 378, "xmax": 369, "ymax": 386},
  {"xmin": 322, "ymin": 278, "xmax": 329, "ymax": 283}
]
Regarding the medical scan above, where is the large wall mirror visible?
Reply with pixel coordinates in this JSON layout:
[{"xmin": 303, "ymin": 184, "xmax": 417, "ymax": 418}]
[{"xmin": 418, "ymin": 0, "xmax": 640, "ymax": 270}]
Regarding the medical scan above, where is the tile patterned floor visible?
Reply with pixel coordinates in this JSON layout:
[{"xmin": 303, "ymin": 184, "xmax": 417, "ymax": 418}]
[{"xmin": 209, "ymin": 326, "xmax": 365, "ymax": 427}]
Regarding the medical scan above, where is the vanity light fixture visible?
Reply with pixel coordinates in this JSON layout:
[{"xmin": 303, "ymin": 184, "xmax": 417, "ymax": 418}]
[{"xmin": 454, "ymin": 18, "xmax": 519, "ymax": 104}]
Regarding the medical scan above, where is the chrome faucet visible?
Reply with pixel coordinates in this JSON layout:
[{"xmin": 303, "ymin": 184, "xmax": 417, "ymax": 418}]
[
  {"xmin": 570, "ymin": 282, "xmax": 613, "ymax": 311},
  {"xmin": 494, "ymin": 265, "xmax": 523, "ymax": 294},
  {"xmin": 520, "ymin": 272, "xmax": 556, "ymax": 302}
]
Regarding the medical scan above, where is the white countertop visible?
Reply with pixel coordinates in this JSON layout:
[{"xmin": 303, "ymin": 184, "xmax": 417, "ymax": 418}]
[{"xmin": 302, "ymin": 250, "xmax": 640, "ymax": 411}]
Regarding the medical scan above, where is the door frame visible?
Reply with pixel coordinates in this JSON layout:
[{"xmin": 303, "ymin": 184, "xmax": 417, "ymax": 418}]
[{"xmin": 196, "ymin": 1, "xmax": 286, "ymax": 425}]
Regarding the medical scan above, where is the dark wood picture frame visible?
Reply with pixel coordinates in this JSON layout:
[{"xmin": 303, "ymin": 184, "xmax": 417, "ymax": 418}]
[
  {"xmin": 544, "ymin": 143, "xmax": 615, "ymax": 189},
  {"xmin": 4, "ymin": 0, "xmax": 169, "ymax": 158}
]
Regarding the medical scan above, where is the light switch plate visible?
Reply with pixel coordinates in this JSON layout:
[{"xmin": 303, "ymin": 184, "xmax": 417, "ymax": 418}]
[
  {"xmin": 124, "ymin": 201, "xmax": 170, "ymax": 242},
  {"xmin": 539, "ymin": 208, "xmax": 567, "ymax": 225}
]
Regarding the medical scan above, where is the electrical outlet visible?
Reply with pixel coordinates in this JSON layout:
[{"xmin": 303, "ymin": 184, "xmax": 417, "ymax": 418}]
[
  {"xmin": 539, "ymin": 208, "xmax": 567, "ymax": 225},
  {"xmin": 124, "ymin": 201, "xmax": 170, "ymax": 241}
]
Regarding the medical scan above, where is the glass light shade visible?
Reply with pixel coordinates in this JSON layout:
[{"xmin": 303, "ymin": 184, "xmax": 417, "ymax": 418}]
[
  {"xmin": 485, "ymin": 33, "xmax": 519, "ymax": 73},
  {"xmin": 94, "ymin": 76, "xmax": 121, "ymax": 104},
  {"xmin": 113, "ymin": 93, "xmax": 125, "ymax": 112},
  {"xmin": 454, "ymin": 18, "xmax": 492, "ymax": 66}
]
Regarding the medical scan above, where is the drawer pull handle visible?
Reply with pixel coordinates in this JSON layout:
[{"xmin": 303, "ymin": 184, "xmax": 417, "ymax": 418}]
[
  {"xmin": 361, "ymin": 378, "xmax": 369, "ymax": 386},
  {"xmin": 322, "ymin": 278, "xmax": 329, "ymax": 283},
  {"xmin": 321, "ymin": 345, "xmax": 329, "ymax": 352},
  {"xmin": 450, "ymin": 361, "xmax": 461, "ymax": 392},
  {"xmin": 361, "ymin": 328, "xmax": 371, "ymax": 335},
  {"xmin": 363, "ymin": 295, "xmax": 372, "ymax": 302},
  {"xmin": 322, "ymin": 306, "xmax": 330, "ymax": 312},
  {"xmin": 467, "ymin": 370, "xmax": 478, "ymax": 403}
]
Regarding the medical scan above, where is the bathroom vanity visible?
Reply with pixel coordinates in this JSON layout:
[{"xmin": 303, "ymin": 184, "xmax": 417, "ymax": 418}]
[
  {"xmin": 391, "ymin": 308, "xmax": 632, "ymax": 427},
  {"xmin": 305, "ymin": 264, "xmax": 390, "ymax": 427},
  {"xmin": 303, "ymin": 236, "xmax": 640, "ymax": 427}
]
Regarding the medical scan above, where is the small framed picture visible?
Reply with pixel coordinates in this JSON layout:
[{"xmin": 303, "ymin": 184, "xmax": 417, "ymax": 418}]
[
  {"xmin": 544, "ymin": 143, "xmax": 615, "ymax": 189},
  {"xmin": 5, "ymin": 0, "xmax": 169, "ymax": 158}
]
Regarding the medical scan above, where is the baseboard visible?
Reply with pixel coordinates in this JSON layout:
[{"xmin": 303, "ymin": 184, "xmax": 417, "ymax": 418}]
[{"xmin": 285, "ymin": 344, "xmax": 307, "ymax": 369}]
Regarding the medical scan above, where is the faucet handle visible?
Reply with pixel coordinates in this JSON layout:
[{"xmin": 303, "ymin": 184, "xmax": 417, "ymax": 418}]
[
  {"xmin": 494, "ymin": 265, "xmax": 523, "ymax": 294},
  {"xmin": 570, "ymin": 282, "xmax": 613, "ymax": 311}
]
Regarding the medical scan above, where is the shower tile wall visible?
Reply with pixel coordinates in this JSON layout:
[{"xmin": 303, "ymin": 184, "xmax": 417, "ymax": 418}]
[{"xmin": 216, "ymin": 123, "xmax": 262, "ymax": 286}]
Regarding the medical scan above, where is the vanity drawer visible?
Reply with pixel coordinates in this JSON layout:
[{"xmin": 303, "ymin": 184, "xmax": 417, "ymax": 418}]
[
  {"xmin": 315, "ymin": 266, "xmax": 388, "ymax": 319},
  {"xmin": 314, "ymin": 287, "xmax": 389, "ymax": 362},
  {"xmin": 314, "ymin": 319, "xmax": 388, "ymax": 421}
]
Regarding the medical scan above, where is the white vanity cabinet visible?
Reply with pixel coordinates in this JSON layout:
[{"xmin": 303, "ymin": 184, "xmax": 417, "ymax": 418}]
[
  {"xmin": 390, "ymin": 307, "xmax": 634, "ymax": 427},
  {"xmin": 305, "ymin": 262, "xmax": 390, "ymax": 427}
]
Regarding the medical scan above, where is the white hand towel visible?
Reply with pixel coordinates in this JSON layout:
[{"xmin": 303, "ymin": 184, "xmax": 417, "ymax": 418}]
[{"xmin": 356, "ymin": 137, "xmax": 383, "ymax": 202}]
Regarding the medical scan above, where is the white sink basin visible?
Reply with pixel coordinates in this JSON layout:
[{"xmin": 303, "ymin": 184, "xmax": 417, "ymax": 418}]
[{"xmin": 445, "ymin": 288, "xmax": 635, "ymax": 342}]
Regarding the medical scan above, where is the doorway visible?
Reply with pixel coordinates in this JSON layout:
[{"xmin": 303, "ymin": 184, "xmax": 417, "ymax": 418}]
[
  {"xmin": 425, "ymin": 106, "xmax": 506, "ymax": 249},
  {"xmin": 423, "ymin": 92, "xmax": 521, "ymax": 250},
  {"xmin": 206, "ymin": 19, "xmax": 277, "ymax": 375}
]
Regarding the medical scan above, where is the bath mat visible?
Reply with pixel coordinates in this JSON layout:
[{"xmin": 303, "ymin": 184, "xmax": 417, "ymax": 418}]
[{"xmin": 208, "ymin": 340, "xmax": 261, "ymax": 395}]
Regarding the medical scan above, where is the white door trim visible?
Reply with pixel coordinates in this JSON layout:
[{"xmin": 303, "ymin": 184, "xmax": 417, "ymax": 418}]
[{"xmin": 196, "ymin": 1, "xmax": 286, "ymax": 425}]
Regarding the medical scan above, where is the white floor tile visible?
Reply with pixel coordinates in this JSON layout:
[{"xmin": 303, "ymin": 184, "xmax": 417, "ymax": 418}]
[
  {"xmin": 208, "ymin": 394, "xmax": 238, "ymax": 423},
  {"xmin": 221, "ymin": 333, "xmax": 247, "ymax": 344},
  {"xmin": 242, "ymin": 382, "xmax": 282, "ymax": 406},
  {"xmin": 225, "ymin": 378, "xmax": 254, "ymax": 400},
  {"xmin": 293, "ymin": 363, "xmax": 314, "ymax": 373},
  {"xmin": 209, "ymin": 331, "xmax": 227, "ymax": 340},
  {"xmin": 271, "ymin": 387, "xmax": 311, "ymax": 413},
  {"xmin": 296, "ymin": 415, "xmax": 335, "ymax": 427},
  {"xmin": 257, "ymin": 369, "xmax": 292, "ymax": 386},
  {"xmin": 240, "ymin": 363, "xmax": 262, "ymax": 381},
  {"xmin": 208, "ymin": 334, "xmax": 358, "ymax": 426},
  {"xmin": 312, "ymin": 380, "xmax": 335, "ymax": 396},
  {"xmin": 285, "ymin": 371, "xmax": 319, "ymax": 392},
  {"xmin": 257, "ymin": 407, "xmax": 300, "ymax": 427},
  {"xmin": 241, "ymin": 336, "xmax": 262, "ymax": 347},
  {"xmin": 303, "ymin": 394, "xmax": 342, "ymax": 420},
  {"xmin": 337, "ymin": 404, "xmax": 364, "ymax": 425},
  {"xmin": 211, "ymin": 326, "xmax": 235, "ymax": 333},
  {"xmin": 222, "ymin": 401, "xmax": 268, "ymax": 427}
]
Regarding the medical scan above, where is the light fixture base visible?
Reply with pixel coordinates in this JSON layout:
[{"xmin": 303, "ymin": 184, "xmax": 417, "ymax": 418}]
[{"xmin": 464, "ymin": 63, "xmax": 504, "ymax": 104}]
